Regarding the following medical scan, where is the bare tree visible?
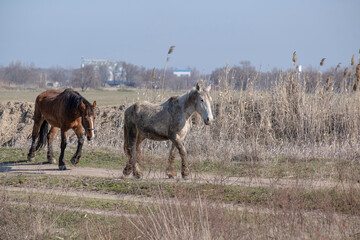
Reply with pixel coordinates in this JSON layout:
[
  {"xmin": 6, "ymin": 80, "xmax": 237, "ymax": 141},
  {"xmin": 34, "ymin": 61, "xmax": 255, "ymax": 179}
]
[
  {"xmin": 3, "ymin": 61, "xmax": 39, "ymax": 86},
  {"xmin": 71, "ymin": 65, "xmax": 99, "ymax": 91}
]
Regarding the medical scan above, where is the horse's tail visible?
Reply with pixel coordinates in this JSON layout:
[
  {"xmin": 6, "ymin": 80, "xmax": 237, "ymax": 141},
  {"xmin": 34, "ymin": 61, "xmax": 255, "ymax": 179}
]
[
  {"xmin": 35, "ymin": 120, "xmax": 49, "ymax": 151},
  {"xmin": 123, "ymin": 122, "xmax": 129, "ymax": 156},
  {"xmin": 123, "ymin": 117, "xmax": 132, "ymax": 157},
  {"xmin": 123, "ymin": 106, "xmax": 136, "ymax": 157}
]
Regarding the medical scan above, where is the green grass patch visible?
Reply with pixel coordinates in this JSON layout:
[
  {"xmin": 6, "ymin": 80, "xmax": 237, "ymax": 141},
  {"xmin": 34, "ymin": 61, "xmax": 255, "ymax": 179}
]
[
  {"xmin": 0, "ymin": 88, "xmax": 185, "ymax": 106},
  {"xmin": 117, "ymin": 88, "xmax": 135, "ymax": 93},
  {"xmin": 0, "ymin": 147, "xmax": 127, "ymax": 170},
  {"xmin": 75, "ymin": 148, "xmax": 126, "ymax": 169},
  {"xmin": 4, "ymin": 190, "xmax": 144, "ymax": 214},
  {"xmin": 0, "ymin": 148, "xmax": 29, "ymax": 164}
]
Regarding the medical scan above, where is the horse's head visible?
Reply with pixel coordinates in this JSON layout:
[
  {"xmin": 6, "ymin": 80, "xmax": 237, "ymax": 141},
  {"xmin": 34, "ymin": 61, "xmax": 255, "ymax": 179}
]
[
  {"xmin": 194, "ymin": 83, "xmax": 214, "ymax": 125},
  {"xmin": 80, "ymin": 101, "xmax": 97, "ymax": 141}
]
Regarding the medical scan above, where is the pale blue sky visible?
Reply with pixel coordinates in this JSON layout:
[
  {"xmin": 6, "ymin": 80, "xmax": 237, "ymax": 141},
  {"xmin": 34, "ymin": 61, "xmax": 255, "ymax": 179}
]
[{"xmin": 1, "ymin": 0, "xmax": 359, "ymax": 73}]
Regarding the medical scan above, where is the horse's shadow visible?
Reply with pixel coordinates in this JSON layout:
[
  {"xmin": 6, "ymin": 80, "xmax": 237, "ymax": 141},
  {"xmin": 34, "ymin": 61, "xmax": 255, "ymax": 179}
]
[{"xmin": 0, "ymin": 160, "xmax": 68, "ymax": 173}]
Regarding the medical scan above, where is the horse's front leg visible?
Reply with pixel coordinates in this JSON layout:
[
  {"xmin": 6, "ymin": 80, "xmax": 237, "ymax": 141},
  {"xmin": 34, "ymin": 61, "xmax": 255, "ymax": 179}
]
[
  {"xmin": 166, "ymin": 143, "xmax": 177, "ymax": 178},
  {"xmin": 58, "ymin": 129, "xmax": 67, "ymax": 170},
  {"xmin": 173, "ymin": 140, "xmax": 190, "ymax": 179},
  {"xmin": 47, "ymin": 126, "xmax": 58, "ymax": 164},
  {"xmin": 70, "ymin": 127, "xmax": 84, "ymax": 166}
]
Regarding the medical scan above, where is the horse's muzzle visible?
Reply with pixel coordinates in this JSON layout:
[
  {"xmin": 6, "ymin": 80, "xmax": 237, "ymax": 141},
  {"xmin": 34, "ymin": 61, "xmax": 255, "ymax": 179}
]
[
  {"xmin": 86, "ymin": 128, "xmax": 95, "ymax": 141},
  {"xmin": 204, "ymin": 116, "xmax": 213, "ymax": 125}
]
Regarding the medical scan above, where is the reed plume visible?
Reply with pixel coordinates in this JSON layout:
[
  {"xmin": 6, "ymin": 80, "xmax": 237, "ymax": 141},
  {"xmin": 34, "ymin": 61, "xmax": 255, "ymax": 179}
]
[
  {"xmin": 335, "ymin": 63, "xmax": 341, "ymax": 71},
  {"xmin": 168, "ymin": 46, "xmax": 175, "ymax": 55},
  {"xmin": 320, "ymin": 58, "xmax": 326, "ymax": 66},
  {"xmin": 351, "ymin": 54, "xmax": 355, "ymax": 66},
  {"xmin": 344, "ymin": 67, "xmax": 348, "ymax": 78},
  {"xmin": 161, "ymin": 45, "xmax": 176, "ymax": 91},
  {"xmin": 292, "ymin": 51, "xmax": 297, "ymax": 63},
  {"xmin": 353, "ymin": 82, "xmax": 358, "ymax": 91}
]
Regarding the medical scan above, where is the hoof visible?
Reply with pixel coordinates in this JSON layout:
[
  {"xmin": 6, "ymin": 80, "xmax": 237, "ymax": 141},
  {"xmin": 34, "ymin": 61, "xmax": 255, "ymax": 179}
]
[
  {"xmin": 59, "ymin": 165, "xmax": 67, "ymax": 171},
  {"xmin": 182, "ymin": 168, "xmax": 190, "ymax": 180},
  {"xmin": 48, "ymin": 157, "xmax": 57, "ymax": 164},
  {"xmin": 182, "ymin": 175, "xmax": 190, "ymax": 180},
  {"xmin": 167, "ymin": 172, "xmax": 177, "ymax": 179},
  {"xmin": 123, "ymin": 166, "xmax": 132, "ymax": 176},
  {"xmin": 133, "ymin": 172, "xmax": 143, "ymax": 179},
  {"xmin": 27, "ymin": 155, "xmax": 35, "ymax": 162},
  {"xmin": 70, "ymin": 158, "xmax": 77, "ymax": 166}
]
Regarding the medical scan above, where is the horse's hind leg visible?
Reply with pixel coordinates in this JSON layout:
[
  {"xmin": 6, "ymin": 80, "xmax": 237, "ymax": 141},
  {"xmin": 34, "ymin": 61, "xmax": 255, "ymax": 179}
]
[
  {"xmin": 123, "ymin": 124, "xmax": 142, "ymax": 178},
  {"xmin": 27, "ymin": 108, "xmax": 43, "ymax": 161},
  {"xmin": 47, "ymin": 126, "xmax": 58, "ymax": 164},
  {"xmin": 123, "ymin": 123, "xmax": 133, "ymax": 176},
  {"xmin": 132, "ymin": 135, "xmax": 143, "ymax": 179},
  {"xmin": 166, "ymin": 144, "xmax": 177, "ymax": 178}
]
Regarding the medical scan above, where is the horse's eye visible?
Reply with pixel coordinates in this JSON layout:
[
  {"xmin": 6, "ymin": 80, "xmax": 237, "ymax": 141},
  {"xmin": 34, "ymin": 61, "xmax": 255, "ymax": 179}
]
[{"xmin": 201, "ymin": 99, "xmax": 204, "ymax": 102}]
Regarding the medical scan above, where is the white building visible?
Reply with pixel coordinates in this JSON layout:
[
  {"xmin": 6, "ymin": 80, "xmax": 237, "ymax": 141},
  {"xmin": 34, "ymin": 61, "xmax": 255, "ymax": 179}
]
[{"xmin": 173, "ymin": 69, "xmax": 191, "ymax": 77}]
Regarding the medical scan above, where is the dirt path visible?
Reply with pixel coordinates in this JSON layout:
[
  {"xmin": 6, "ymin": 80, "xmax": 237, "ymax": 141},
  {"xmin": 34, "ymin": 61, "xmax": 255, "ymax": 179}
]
[{"xmin": 1, "ymin": 162, "xmax": 358, "ymax": 190}]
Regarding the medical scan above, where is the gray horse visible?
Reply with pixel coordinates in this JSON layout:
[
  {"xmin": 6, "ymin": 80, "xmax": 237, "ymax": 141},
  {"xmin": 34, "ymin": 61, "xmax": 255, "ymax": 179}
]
[{"xmin": 123, "ymin": 83, "xmax": 213, "ymax": 179}]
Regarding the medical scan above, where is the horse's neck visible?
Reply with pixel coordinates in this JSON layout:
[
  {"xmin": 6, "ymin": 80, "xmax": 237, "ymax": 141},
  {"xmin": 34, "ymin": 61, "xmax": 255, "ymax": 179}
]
[{"xmin": 179, "ymin": 91, "xmax": 196, "ymax": 120}]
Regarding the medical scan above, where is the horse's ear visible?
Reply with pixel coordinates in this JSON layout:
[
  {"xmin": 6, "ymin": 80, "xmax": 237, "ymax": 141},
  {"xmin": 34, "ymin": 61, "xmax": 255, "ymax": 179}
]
[
  {"xmin": 196, "ymin": 83, "xmax": 201, "ymax": 91},
  {"xmin": 93, "ymin": 101, "xmax": 96, "ymax": 108},
  {"xmin": 205, "ymin": 85, "xmax": 211, "ymax": 92},
  {"xmin": 80, "ymin": 101, "xmax": 86, "ymax": 113}
]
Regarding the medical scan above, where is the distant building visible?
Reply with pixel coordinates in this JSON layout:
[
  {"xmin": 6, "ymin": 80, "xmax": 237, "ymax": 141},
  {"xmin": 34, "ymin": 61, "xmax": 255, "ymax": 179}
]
[
  {"xmin": 46, "ymin": 81, "xmax": 59, "ymax": 88},
  {"xmin": 81, "ymin": 56, "xmax": 126, "ymax": 86},
  {"xmin": 173, "ymin": 69, "xmax": 191, "ymax": 77}
]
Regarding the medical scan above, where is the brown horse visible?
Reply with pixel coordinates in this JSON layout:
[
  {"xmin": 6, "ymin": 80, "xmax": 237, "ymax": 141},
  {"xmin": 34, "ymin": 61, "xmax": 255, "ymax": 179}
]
[
  {"xmin": 27, "ymin": 88, "xmax": 96, "ymax": 170},
  {"xmin": 123, "ymin": 83, "xmax": 213, "ymax": 179}
]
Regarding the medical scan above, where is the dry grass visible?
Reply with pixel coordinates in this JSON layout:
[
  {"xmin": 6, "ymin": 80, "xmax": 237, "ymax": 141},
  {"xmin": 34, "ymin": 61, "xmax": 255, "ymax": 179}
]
[{"xmin": 1, "ymin": 185, "xmax": 359, "ymax": 240}]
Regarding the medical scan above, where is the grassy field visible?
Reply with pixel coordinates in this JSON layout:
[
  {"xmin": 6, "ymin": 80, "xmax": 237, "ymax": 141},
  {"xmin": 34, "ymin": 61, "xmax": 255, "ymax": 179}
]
[{"xmin": 0, "ymin": 87, "xmax": 184, "ymax": 106}]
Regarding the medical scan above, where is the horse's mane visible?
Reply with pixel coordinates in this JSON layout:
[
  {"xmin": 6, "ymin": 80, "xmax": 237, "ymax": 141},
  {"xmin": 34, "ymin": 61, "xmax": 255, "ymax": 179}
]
[
  {"xmin": 182, "ymin": 89, "xmax": 199, "ymax": 109},
  {"xmin": 62, "ymin": 88, "xmax": 92, "ymax": 114},
  {"xmin": 162, "ymin": 89, "xmax": 199, "ymax": 110}
]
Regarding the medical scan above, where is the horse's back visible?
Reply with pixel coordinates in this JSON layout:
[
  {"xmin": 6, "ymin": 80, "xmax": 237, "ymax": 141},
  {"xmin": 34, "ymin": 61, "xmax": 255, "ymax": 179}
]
[
  {"xmin": 124, "ymin": 101, "xmax": 171, "ymax": 140},
  {"xmin": 125, "ymin": 101, "xmax": 164, "ymax": 119},
  {"xmin": 36, "ymin": 89, "xmax": 62, "ymax": 104},
  {"xmin": 34, "ymin": 89, "xmax": 77, "ymax": 128}
]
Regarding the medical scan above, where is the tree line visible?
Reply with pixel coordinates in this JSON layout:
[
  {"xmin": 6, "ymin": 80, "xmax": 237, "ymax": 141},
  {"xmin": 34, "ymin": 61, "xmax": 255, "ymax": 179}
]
[{"xmin": 0, "ymin": 60, "xmax": 357, "ymax": 92}]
